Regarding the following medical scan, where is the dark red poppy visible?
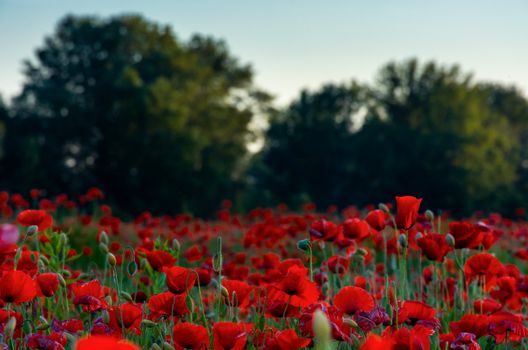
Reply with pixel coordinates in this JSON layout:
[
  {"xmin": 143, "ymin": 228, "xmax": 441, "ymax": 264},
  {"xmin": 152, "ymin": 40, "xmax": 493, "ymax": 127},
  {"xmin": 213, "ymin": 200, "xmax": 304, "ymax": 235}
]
[
  {"xmin": 0, "ymin": 270, "xmax": 37, "ymax": 304},
  {"xmin": 16, "ymin": 209, "xmax": 53, "ymax": 231},
  {"xmin": 108, "ymin": 303, "xmax": 142, "ymax": 334},
  {"xmin": 342, "ymin": 218, "xmax": 370, "ymax": 241},
  {"xmin": 145, "ymin": 250, "xmax": 177, "ymax": 272},
  {"xmin": 395, "ymin": 196, "xmax": 422, "ymax": 230},
  {"xmin": 165, "ymin": 266, "xmax": 196, "ymax": 295},
  {"xmin": 464, "ymin": 253, "xmax": 502, "ymax": 290},
  {"xmin": 334, "ymin": 286, "xmax": 375, "ymax": 315},
  {"xmin": 448, "ymin": 221, "xmax": 484, "ymax": 249},
  {"xmin": 397, "ymin": 301, "xmax": 439, "ymax": 329},
  {"xmin": 75, "ymin": 335, "xmax": 140, "ymax": 350},
  {"xmin": 270, "ymin": 265, "xmax": 319, "ymax": 308},
  {"xmin": 213, "ymin": 322, "xmax": 250, "ymax": 350},
  {"xmin": 416, "ymin": 233, "xmax": 452, "ymax": 261},
  {"xmin": 26, "ymin": 332, "xmax": 67, "ymax": 350},
  {"xmin": 148, "ymin": 292, "xmax": 189, "ymax": 319},
  {"xmin": 36, "ymin": 272, "xmax": 59, "ymax": 297},
  {"xmin": 172, "ymin": 322, "xmax": 209, "ymax": 350},
  {"xmin": 449, "ymin": 314, "xmax": 490, "ymax": 338},
  {"xmin": 488, "ymin": 311, "xmax": 528, "ymax": 343},
  {"xmin": 309, "ymin": 219, "xmax": 339, "ymax": 241},
  {"xmin": 365, "ymin": 210, "xmax": 388, "ymax": 231},
  {"xmin": 222, "ymin": 280, "xmax": 253, "ymax": 308},
  {"xmin": 71, "ymin": 280, "xmax": 108, "ymax": 312},
  {"xmin": 263, "ymin": 329, "xmax": 311, "ymax": 350}
]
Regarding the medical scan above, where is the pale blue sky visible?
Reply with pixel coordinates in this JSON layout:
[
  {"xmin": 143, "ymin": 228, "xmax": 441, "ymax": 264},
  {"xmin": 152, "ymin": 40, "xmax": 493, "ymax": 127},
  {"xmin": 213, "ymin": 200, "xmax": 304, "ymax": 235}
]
[{"xmin": 1, "ymin": 0, "xmax": 527, "ymax": 105}]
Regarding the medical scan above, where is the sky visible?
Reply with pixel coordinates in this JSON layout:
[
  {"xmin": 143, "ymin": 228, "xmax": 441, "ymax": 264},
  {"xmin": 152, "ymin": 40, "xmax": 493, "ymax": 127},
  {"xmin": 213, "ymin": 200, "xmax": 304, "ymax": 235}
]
[{"xmin": 1, "ymin": 0, "xmax": 527, "ymax": 106}]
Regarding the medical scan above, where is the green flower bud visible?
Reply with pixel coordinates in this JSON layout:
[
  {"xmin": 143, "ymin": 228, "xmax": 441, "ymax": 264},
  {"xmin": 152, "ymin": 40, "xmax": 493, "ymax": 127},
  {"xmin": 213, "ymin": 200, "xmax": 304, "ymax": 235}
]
[
  {"xmin": 107, "ymin": 253, "xmax": 117, "ymax": 266},
  {"xmin": 399, "ymin": 234, "xmax": 408, "ymax": 248},
  {"xmin": 313, "ymin": 309, "xmax": 332, "ymax": 350},
  {"xmin": 213, "ymin": 253, "xmax": 223, "ymax": 272},
  {"xmin": 27, "ymin": 225, "xmax": 38, "ymax": 236},
  {"xmin": 5, "ymin": 317, "xmax": 16, "ymax": 338},
  {"xmin": 425, "ymin": 210, "xmax": 434, "ymax": 222},
  {"xmin": 162, "ymin": 342, "xmax": 176, "ymax": 350},
  {"xmin": 141, "ymin": 319, "xmax": 158, "ymax": 328},
  {"xmin": 415, "ymin": 232, "xmax": 423, "ymax": 241},
  {"xmin": 296, "ymin": 239, "xmax": 311, "ymax": 252},
  {"xmin": 378, "ymin": 203, "xmax": 390, "ymax": 214},
  {"xmin": 100, "ymin": 231, "xmax": 109, "ymax": 245},
  {"xmin": 99, "ymin": 243, "xmax": 109, "ymax": 254},
  {"xmin": 121, "ymin": 291, "xmax": 133, "ymax": 303},
  {"xmin": 127, "ymin": 261, "xmax": 138, "ymax": 277},
  {"xmin": 446, "ymin": 233, "xmax": 455, "ymax": 247}
]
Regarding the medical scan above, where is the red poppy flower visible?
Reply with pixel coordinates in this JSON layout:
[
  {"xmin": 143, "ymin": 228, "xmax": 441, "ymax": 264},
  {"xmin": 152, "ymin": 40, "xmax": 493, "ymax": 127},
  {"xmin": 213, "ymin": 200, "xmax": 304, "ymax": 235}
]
[
  {"xmin": 365, "ymin": 210, "xmax": 388, "ymax": 231},
  {"xmin": 108, "ymin": 303, "xmax": 142, "ymax": 334},
  {"xmin": 145, "ymin": 250, "xmax": 177, "ymax": 272},
  {"xmin": 36, "ymin": 272, "xmax": 59, "ymax": 297},
  {"xmin": 417, "ymin": 233, "xmax": 452, "ymax": 261},
  {"xmin": 213, "ymin": 322, "xmax": 249, "ymax": 350},
  {"xmin": 71, "ymin": 280, "xmax": 108, "ymax": 312},
  {"xmin": 75, "ymin": 335, "xmax": 139, "ymax": 350},
  {"xmin": 334, "ymin": 286, "xmax": 375, "ymax": 315},
  {"xmin": 26, "ymin": 332, "xmax": 67, "ymax": 350},
  {"xmin": 173, "ymin": 322, "xmax": 209, "ymax": 350},
  {"xmin": 263, "ymin": 329, "xmax": 311, "ymax": 350},
  {"xmin": 342, "ymin": 218, "xmax": 370, "ymax": 241},
  {"xmin": 398, "ymin": 301, "xmax": 439, "ymax": 329},
  {"xmin": 148, "ymin": 292, "xmax": 189, "ymax": 319},
  {"xmin": 0, "ymin": 270, "xmax": 37, "ymax": 304},
  {"xmin": 395, "ymin": 196, "xmax": 422, "ymax": 230},
  {"xmin": 16, "ymin": 209, "xmax": 53, "ymax": 231},
  {"xmin": 448, "ymin": 221, "xmax": 484, "ymax": 249},
  {"xmin": 165, "ymin": 266, "xmax": 196, "ymax": 295},
  {"xmin": 464, "ymin": 253, "xmax": 502, "ymax": 290},
  {"xmin": 309, "ymin": 219, "xmax": 339, "ymax": 241},
  {"xmin": 449, "ymin": 314, "xmax": 490, "ymax": 338},
  {"xmin": 360, "ymin": 333, "xmax": 395, "ymax": 350},
  {"xmin": 389, "ymin": 325, "xmax": 433, "ymax": 350},
  {"xmin": 488, "ymin": 311, "xmax": 528, "ymax": 343},
  {"xmin": 270, "ymin": 265, "xmax": 319, "ymax": 308},
  {"xmin": 222, "ymin": 279, "xmax": 253, "ymax": 308}
]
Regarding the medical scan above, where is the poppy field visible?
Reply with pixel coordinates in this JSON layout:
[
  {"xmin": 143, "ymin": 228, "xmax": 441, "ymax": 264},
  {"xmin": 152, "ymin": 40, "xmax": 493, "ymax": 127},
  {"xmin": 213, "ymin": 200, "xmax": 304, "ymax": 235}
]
[{"xmin": 1, "ymin": 189, "xmax": 528, "ymax": 350}]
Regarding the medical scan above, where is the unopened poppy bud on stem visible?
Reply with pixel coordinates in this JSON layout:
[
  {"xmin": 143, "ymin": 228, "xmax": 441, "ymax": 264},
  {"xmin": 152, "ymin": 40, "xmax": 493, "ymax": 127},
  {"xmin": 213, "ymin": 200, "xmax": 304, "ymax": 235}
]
[
  {"xmin": 378, "ymin": 203, "xmax": 390, "ymax": 214},
  {"xmin": 162, "ymin": 342, "xmax": 175, "ymax": 350},
  {"xmin": 141, "ymin": 319, "xmax": 157, "ymax": 328},
  {"xmin": 121, "ymin": 291, "xmax": 133, "ymax": 302},
  {"xmin": 150, "ymin": 344, "xmax": 162, "ymax": 350},
  {"xmin": 343, "ymin": 318, "xmax": 358, "ymax": 328},
  {"xmin": 99, "ymin": 231, "xmax": 109, "ymax": 245},
  {"xmin": 220, "ymin": 285, "xmax": 229, "ymax": 298},
  {"xmin": 313, "ymin": 309, "xmax": 332, "ymax": 350},
  {"xmin": 5, "ymin": 317, "xmax": 16, "ymax": 338},
  {"xmin": 99, "ymin": 242, "xmax": 109, "ymax": 254},
  {"xmin": 446, "ymin": 233, "xmax": 455, "ymax": 247},
  {"xmin": 415, "ymin": 232, "xmax": 423, "ymax": 240},
  {"xmin": 297, "ymin": 238, "xmax": 311, "ymax": 252},
  {"xmin": 27, "ymin": 225, "xmax": 38, "ymax": 236},
  {"xmin": 172, "ymin": 238, "xmax": 180, "ymax": 252},
  {"xmin": 399, "ymin": 234, "xmax": 408, "ymax": 248},
  {"xmin": 107, "ymin": 253, "xmax": 117, "ymax": 266},
  {"xmin": 425, "ymin": 210, "xmax": 434, "ymax": 222}
]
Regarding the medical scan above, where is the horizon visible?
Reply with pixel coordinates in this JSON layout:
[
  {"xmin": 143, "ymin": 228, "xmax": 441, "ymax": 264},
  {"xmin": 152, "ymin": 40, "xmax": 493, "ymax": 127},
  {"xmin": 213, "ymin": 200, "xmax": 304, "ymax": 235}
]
[{"xmin": 1, "ymin": 0, "xmax": 527, "ymax": 106}]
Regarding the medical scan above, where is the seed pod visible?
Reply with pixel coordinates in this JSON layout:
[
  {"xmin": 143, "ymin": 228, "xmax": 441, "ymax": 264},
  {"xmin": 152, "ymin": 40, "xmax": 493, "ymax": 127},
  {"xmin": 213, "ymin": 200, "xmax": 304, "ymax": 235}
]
[
  {"xmin": 313, "ymin": 309, "xmax": 331, "ymax": 350},
  {"xmin": 220, "ymin": 285, "xmax": 229, "ymax": 298}
]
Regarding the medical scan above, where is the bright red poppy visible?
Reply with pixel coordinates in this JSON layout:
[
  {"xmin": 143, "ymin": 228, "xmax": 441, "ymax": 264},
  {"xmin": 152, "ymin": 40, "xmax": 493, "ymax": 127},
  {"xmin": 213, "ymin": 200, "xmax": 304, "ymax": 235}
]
[
  {"xmin": 213, "ymin": 322, "xmax": 249, "ymax": 350},
  {"xmin": 165, "ymin": 266, "xmax": 196, "ymax": 295},
  {"xmin": 36, "ymin": 272, "xmax": 59, "ymax": 297},
  {"xmin": 75, "ymin": 335, "xmax": 140, "ymax": 350},
  {"xmin": 16, "ymin": 209, "xmax": 53, "ymax": 231},
  {"xmin": 395, "ymin": 196, "xmax": 422, "ymax": 230},
  {"xmin": 334, "ymin": 286, "xmax": 375, "ymax": 315},
  {"xmin": 173, "ymin": 322, "xmax": 209, "ymax": 350},
  {"xmin": 0, "ymin": 270, "xmax": 37, "ymax": 304}
]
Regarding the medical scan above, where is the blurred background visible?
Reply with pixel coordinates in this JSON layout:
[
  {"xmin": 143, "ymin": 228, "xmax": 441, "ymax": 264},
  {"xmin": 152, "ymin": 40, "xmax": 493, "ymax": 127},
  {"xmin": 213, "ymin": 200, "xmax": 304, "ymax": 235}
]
[{"xmin": 1, "ymin": 1, "xmax": 527, "ymax": 217}]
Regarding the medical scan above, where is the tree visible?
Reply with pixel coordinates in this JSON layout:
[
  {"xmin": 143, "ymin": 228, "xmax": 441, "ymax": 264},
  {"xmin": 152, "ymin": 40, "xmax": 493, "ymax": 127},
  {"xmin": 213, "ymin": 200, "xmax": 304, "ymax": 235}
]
[
  {"xmin": 255, "ymin": 83, "xmax": 365, "ymax": 208},
  {"xmin": 1, "ymin": 14, "xmax": 269, "ymax": 215}
]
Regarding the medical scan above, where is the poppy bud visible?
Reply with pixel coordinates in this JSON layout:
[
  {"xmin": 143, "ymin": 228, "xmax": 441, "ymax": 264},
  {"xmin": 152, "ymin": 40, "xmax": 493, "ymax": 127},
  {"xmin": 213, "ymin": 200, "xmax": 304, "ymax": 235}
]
[
  {"xmin": 102, "ymin": 310, "xmax": 110, "ymax": 323},
  {"xmin": 5, "ymin": 317, "xmax": 16, "ymax": 338},
  {"xmin": 38, "ymin": 255, "xmax": 49, "ymax": 266},
  {"xmin": 100, "ymin": 231, "xmax": 109, "ymax": 245},
  {"xmin": 446, "ymin": 233, "xmax": 455, "ymax": 247},
  {"xmin": 399, "ymin": 234, "xmax": 408, "ymax": 248},
  {"xmin": 121, "ymin": 291, "xmax": 133, "ymax": 303},
  {"xmin": 343, "ymin": 317, "xmax": 358, "ymax": 328},
  {"xmin": 378, "ymin": 203, "xmax": 390, "ymax": 214},
  {"xmin": 57, "ymin": 274, "xmax": 67, "ymax": 287},
  {"xmin": 162, "ymin": 342, "xmax": 176, "ymax": 350},
  {"xmin": 355, "ymin": 248, "xmax": 368, "ymax": 256},
  {"xmin": 23, "ymin": 320, "xmax": 33, "ymax": 334},
  {"xmin": 425, "ymin": 210, "xmax": 434, "ymax": 222},
  {"xmin": 30, "ymin": 252, "xmax": 37, "ymax": 263},
  {"xmin": 27, "ymin": 225, "xmax": 38, "ymax": 236},
  {"xmin": 62, "ymin": 269, "xmax": 72, "ymax": 278},
  {"xmin": 220, "ymin": 285, "xmax": 229, "ymax": 298},
  {"xmin": 415, "ymin": 232, "xmax": 423, "ymax": 240},
  {"xmin": 107, "ymin": 253, "xmax": 117, "ymax": 266},
  {"xmin": 213, "ymin": 253, "xmax": 223, "ymax": 272},
  {"xmin": 127, "ymin": 261, "xmax": 138, "ymax": 277},
  {"xmin": 172, "ymin": 239, "xmax": 180, "ymax": 252},
  {"xmin": 313, "ymin": 309, "xmax": 331, "ymax": 350},
  {"xmin": 296, "ymin": 239, "xmax": 311, "ymax": 252},
  {"xmin": 142, "ymin": 319, "xmax": 158, "ymax": 328},
  {"xmin": 150, "ymin": 344, "xmax": 162, "ymax": 350},
  {"xmin": 99, "ymin": 242, "xmax": 109, "ymax": 254},
  {"xmin": 59, "ymin": 232, "xmax": 68, "ymax": 247},
  {"xmin": 36, "ymin": 322, "xmax": 49, "ymax": 331}
]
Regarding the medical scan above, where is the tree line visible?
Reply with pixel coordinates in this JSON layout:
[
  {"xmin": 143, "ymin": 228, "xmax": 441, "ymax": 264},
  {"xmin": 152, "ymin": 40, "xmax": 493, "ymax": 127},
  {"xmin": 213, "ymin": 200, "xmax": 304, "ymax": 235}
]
[{"xmin": 1, "ymin": 14, "xmax": 527, "ymax": 216}]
